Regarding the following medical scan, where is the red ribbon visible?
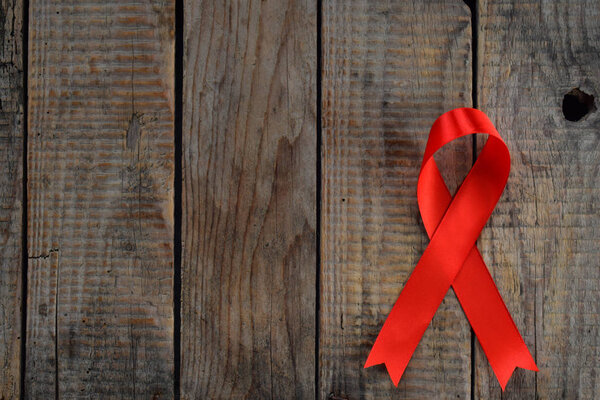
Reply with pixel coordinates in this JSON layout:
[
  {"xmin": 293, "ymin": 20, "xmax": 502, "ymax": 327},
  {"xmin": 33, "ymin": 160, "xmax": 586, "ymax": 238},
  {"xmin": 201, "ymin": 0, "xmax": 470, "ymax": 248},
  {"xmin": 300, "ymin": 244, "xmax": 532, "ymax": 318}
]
[{"xmin": 364, "ymin": 108, "xmax": 538, "ymax": 390}]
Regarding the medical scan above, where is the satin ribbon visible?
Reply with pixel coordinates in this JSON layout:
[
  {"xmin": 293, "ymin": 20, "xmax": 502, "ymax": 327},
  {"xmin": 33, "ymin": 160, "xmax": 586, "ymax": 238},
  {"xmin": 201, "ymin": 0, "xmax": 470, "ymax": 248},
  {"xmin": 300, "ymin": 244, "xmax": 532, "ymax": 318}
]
[{"xmin": 364, "ymin": 108, "xmax": 537, "ymax": 390}]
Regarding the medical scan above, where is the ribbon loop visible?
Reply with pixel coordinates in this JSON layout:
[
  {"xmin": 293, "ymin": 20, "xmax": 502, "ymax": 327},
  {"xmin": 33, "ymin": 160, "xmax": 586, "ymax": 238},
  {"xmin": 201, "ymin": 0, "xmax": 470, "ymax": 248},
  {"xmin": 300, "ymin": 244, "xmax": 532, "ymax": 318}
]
[{"xmin": 364, "ymin": 108, "xmax": 537, "ymax": 390}]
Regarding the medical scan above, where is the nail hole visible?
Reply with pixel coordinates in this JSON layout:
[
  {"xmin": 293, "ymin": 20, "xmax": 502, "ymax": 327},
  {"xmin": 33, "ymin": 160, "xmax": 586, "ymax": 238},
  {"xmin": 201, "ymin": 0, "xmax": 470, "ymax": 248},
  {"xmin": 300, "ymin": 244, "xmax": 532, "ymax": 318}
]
[{"xmin": 562, "ymin": 88, "xmax": 596, "ymax": 121}]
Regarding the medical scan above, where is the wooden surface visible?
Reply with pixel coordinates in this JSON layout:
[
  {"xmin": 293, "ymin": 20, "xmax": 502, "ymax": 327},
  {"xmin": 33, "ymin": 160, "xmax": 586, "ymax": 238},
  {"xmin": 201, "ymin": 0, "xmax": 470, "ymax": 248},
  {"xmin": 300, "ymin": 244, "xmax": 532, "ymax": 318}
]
[
  {"xmin": 475, "ymin": 0, "xmax": 600, "ymax": 398},
  {"xmin": 26, "ymin": 1, "xmax": 175, "ymax": 398},
  {"xmin": 320, "ymin": 1, "xmax": 473, "ymax": 398},
  {"xmin": 181, "ymin": 0, "xmax": 316, "ymax": 398},
  {"xmin": 0, "ymin": 0, "xmax": 23, "ymax": 398},
  {"xmin": 0, "ymin": 0, "xmax": 598, "ymax": 398}
]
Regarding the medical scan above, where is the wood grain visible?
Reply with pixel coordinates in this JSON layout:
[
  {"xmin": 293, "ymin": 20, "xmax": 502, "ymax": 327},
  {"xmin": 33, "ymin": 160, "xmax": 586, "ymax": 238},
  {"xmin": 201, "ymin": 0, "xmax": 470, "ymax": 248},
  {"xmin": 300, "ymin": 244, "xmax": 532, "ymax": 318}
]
[
  {"xmin": 475, "ymin": 0, "xmax": 600, "ymax": 398},
  {"xmin": 0, "ymin": 0, "xmax": 23, "ymax": 398},
  {"xmin": 320, "ymin": 1, "xmax": 474, "ymax": 398},
  {"xmin": 26, "ymin": 1, "xmax": 175, "ymax": 398},
  {"xmin": 181, "ymin": 0, "xmax": 316, "ymax": 398}
]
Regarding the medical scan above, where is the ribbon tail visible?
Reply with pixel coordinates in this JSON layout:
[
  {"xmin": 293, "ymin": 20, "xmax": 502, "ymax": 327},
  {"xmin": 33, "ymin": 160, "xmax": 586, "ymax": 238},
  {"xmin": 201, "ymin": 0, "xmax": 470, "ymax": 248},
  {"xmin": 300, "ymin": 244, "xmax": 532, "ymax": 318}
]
[
  {"xmin": 453, "ymin": 247, "xmax": 538, "ymax": 391},
  {"xmin": 494, "ymin": 347, "xmax": 538, "ymax": 391},
  {"xmin": 364, "ymin": 349, "xmax": 406, "ymax": 386},
  {"xmin": 364, "ymin": 328, "xmax": 414, "ymax": 386},
  {"xmin": 363, "ymin": 243, "xmax": 452, "ymax": 387}
]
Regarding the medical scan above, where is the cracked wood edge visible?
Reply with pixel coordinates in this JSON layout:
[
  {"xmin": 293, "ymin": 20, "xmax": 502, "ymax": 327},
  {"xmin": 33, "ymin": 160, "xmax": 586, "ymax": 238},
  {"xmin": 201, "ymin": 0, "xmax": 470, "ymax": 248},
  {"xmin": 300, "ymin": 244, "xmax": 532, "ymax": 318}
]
[
  {"xmin": 0, "ymin": 0, "xmax": 23, "ymax": 398},
  {"xmin": 26, "ymin": 1, "xmax": 175, "ymax": 397},
  {"xmin": 181, "ymin": 0, "xmax": 317, "ymax": 398},
  {"xmin": 475, "ymin": 0, "xmax": 600, "ymax": 398}
]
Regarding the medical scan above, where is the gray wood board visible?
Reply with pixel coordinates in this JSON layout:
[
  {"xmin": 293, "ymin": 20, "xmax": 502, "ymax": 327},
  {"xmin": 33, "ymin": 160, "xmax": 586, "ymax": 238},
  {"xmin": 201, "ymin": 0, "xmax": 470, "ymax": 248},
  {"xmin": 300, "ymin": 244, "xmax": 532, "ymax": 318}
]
[
  {"xmin": 181, "ymin": 0, "xmax": 317, "ymax": 398},
  {"xmin": 0, "ymin": 0, "xmax": 24, "ymax": 398},
  {"xmin": 474, "ymin": 0, "xmax": 600, "ymax": 398},
  {"xmin": 320, "ymin": 0, "xmax": 475, "ymax": 398},
  {"xmin": 26, "ymin": 1, "xmax": 175, "ymax": 397}
]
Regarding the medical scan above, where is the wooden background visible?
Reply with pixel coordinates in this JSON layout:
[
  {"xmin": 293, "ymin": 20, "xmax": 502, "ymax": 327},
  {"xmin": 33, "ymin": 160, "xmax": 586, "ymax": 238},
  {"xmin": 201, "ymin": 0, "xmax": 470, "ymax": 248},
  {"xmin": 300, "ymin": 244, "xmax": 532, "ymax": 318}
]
[{"xmin": 0, "ymin": 0, "xmax": 598, "ymax": 398}]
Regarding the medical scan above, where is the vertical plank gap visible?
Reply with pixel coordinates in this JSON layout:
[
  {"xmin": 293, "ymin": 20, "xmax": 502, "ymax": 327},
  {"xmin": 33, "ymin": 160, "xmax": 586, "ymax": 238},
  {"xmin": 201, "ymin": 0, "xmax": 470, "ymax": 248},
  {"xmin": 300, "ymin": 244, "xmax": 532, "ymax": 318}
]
[
  {"xmin": 471, "ymin": 0, "xmax": 477, "ymax": 397},
  {"xmin": 463, "ymin": 1, "xmax": 478, "ymax": 399},
  {"xmin": 316, "ymin": 0, "xmax": 323, "ymax": 398},
  {"xmin": 20, "ymin": 0, "xmax": 29, "ymax": 397},
  {"xmin": 174, "ymin": 0, "xmax": 184, "ymax": 397}
]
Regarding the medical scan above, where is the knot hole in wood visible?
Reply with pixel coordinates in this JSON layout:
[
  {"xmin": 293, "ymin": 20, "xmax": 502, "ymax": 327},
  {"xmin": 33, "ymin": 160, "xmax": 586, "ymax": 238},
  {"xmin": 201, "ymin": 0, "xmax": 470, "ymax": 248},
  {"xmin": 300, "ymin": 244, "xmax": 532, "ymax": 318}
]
[{"xmin": 562, "ymin": 88, "xmax": 596, "ymax": 121}]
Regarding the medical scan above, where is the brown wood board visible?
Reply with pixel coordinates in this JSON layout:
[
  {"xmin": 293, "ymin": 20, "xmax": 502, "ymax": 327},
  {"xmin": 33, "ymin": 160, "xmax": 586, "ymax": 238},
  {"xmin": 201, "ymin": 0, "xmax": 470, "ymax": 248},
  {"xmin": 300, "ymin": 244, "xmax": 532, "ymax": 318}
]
[
  {"xmin": 181, "ymin": 0, "xmax": 317, "ymax": 398},
  {"xmin": 26, "ymin": 1, "xmax": 175, "ymax": 397},
  {"xmin": 474, "ymin": 0, "xmax": 600, "ymax": 398},
  {"xmin": 0, "ymin": 0, "xmax": 24, "ymax": 398},
  {"xmin": 320, "ymin": 1, "xmax": 475, "ymax": 398}
]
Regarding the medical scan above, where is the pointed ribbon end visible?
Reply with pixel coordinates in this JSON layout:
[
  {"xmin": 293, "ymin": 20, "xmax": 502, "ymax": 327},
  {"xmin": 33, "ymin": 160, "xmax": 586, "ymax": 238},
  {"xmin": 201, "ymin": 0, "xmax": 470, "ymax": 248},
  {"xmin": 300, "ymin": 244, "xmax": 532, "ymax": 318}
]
[
  {"xmin": 496, "ymin": 353, "xmax": 539, "ymax": 391},
  {"xmin": 497, "ymin": 367, "xmax": 515, "ymax": 392},
  {"xmin": 363, "ymin": 350, "xmax": 382, "ymax": 370},
  {"xmin": 364, "ymin": 342, "xmax": 407, "ymax": 387}
]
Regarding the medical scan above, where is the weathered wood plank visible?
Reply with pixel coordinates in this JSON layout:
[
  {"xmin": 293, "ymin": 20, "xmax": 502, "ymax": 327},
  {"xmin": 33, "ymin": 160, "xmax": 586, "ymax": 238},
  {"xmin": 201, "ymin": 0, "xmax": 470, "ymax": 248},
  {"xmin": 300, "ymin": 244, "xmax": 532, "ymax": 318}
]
[
  {"xmin": 26, "ymin": 1, "xmax": 175, "ymax": 398},
  {"xmin": 320, "ymin": 1, "xmax": 474, "ymax": 398},
  {"xmin": 475, "ymin": 0, "xmax": 600, "ymax": 398},
  {"xmin": 0, "ymin": 0, "xmax": 23, "ymax": 398},
  {"xmin": 181, "ymin": 0, "xmax": 316, "ymax": 398}
]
